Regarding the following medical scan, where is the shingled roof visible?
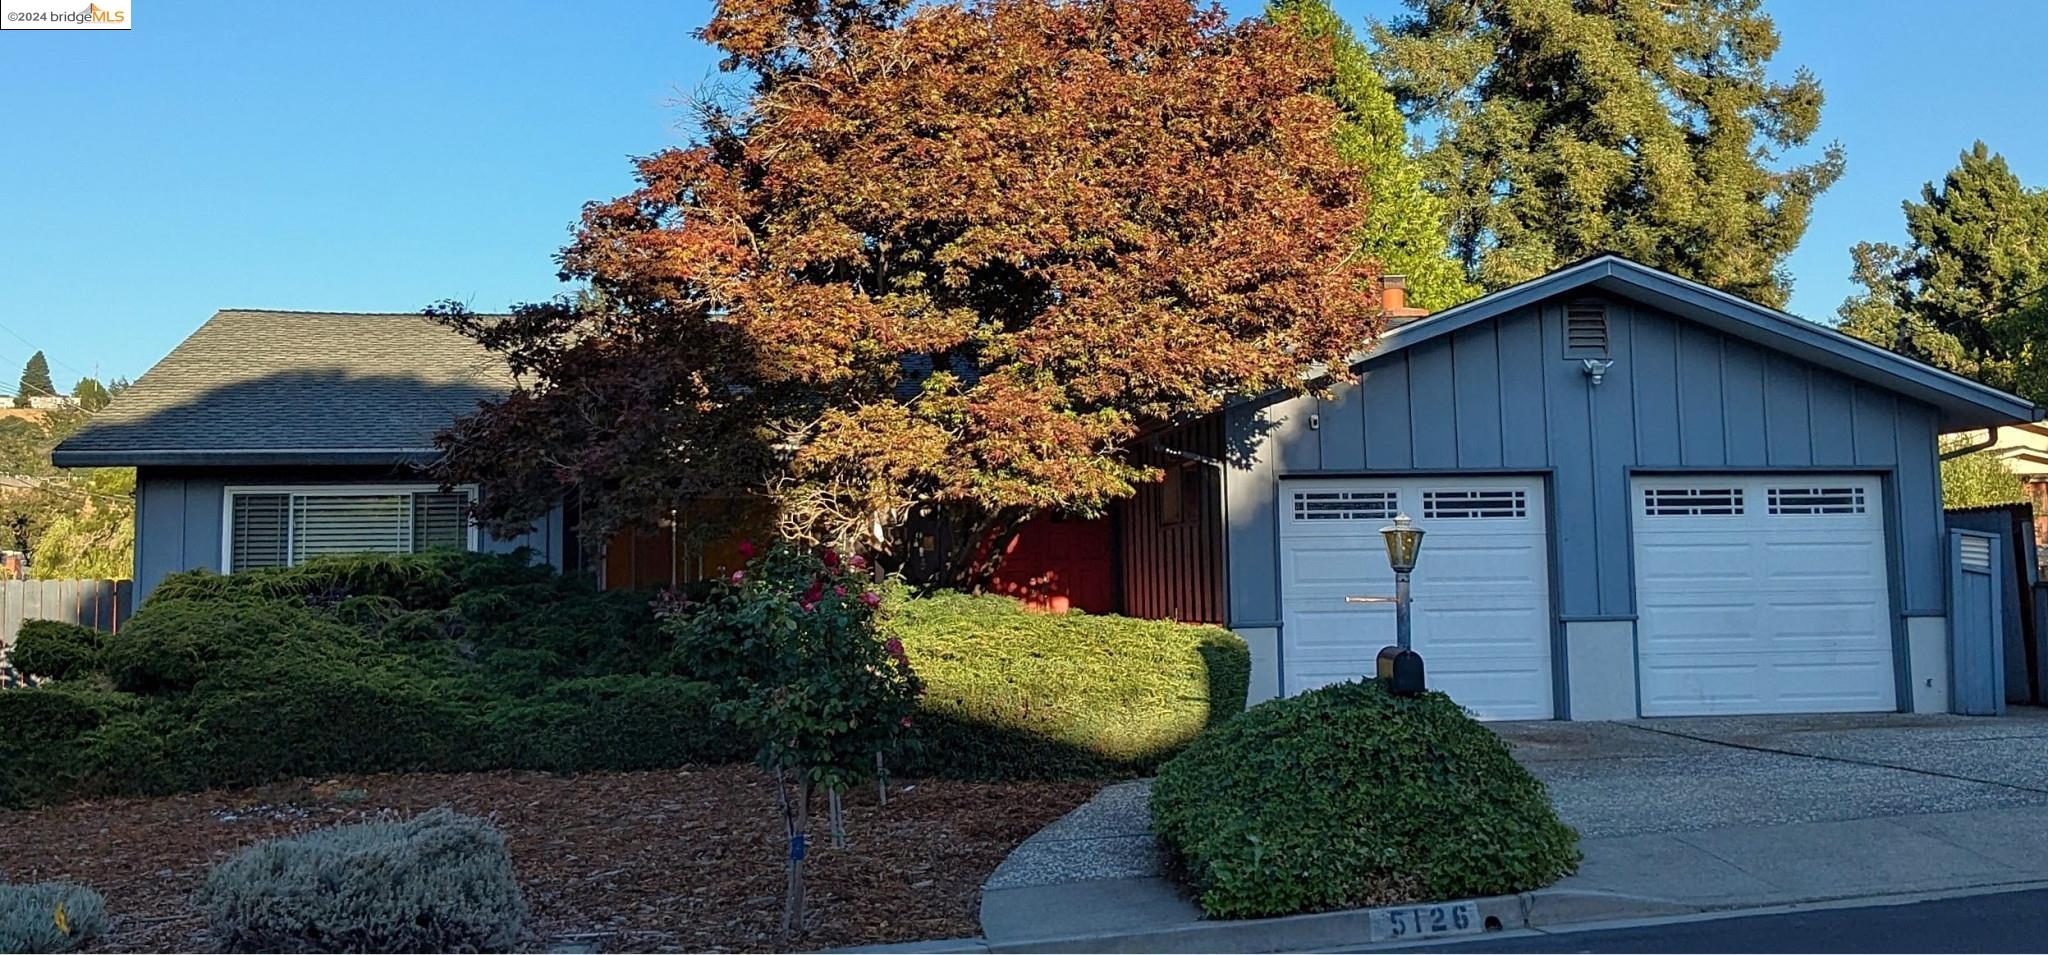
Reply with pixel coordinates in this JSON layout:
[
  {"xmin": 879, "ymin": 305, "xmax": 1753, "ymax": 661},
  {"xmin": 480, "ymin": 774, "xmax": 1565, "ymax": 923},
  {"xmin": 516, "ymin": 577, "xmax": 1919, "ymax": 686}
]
[{"xmin": 52, "ymin": 310, "xmax": 513, "ymax": 468}]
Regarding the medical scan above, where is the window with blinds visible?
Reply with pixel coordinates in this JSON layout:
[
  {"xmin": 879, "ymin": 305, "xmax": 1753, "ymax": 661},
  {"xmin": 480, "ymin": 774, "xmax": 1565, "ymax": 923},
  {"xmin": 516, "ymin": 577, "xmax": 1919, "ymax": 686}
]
[{"xmin": 226, "ymin": 487, "xmax": 476, "ymax": 571}]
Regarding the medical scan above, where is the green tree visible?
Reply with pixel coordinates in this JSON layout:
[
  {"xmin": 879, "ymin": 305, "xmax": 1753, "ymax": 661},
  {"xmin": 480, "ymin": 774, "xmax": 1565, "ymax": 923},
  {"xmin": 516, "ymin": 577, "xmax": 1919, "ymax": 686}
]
[
  {"xmin": 70, "ymin": 377, "xmax": 112, "ymax": 413},
  {"xmin": 1837, "ymin": 142, "xmax": 2048, "ymax": 403},
  {"xmin": 1939, "ymin": 437, "xmax": 2025, "ymax": 508},
  {"xmin": 1272, "ymin": 0, "xmax": 1475, "ymax": 311},
  {"xmin": 13, "ymin": 352, "xmax": 53, "ymax": 408},
  {"xmin": 1376, "ymin": 0, "xmax": 1845, "ymax": 305},
  {"xmin": 30, "ymin": 468, "xmax": 134, "ymax": 579},
  {"xmin": 0, "ymin": 405, "xmax": 134, "ymax": 578}
]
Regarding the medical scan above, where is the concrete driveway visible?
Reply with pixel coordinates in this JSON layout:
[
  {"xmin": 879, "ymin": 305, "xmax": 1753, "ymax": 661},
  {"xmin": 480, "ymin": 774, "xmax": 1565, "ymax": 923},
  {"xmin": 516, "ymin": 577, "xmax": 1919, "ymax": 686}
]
[{"xmin": 1496, "ymin": 709, "xmax": 2048, "ymax": 838}]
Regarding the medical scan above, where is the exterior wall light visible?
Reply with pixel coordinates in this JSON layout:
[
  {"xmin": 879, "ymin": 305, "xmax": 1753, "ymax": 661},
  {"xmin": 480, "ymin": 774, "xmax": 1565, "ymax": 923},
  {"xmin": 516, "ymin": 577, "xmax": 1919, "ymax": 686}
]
[{"xmin": 1582, "ymin": 358, "xmax": 1615, "ymax": 386}]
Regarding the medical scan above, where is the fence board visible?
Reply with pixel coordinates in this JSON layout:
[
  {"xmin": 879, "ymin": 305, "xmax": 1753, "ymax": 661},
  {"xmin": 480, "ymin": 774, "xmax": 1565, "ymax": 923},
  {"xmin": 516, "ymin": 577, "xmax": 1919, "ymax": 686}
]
[{"xmin": 0, "ymin": 578, "xmax": 135, "ymax": 656}]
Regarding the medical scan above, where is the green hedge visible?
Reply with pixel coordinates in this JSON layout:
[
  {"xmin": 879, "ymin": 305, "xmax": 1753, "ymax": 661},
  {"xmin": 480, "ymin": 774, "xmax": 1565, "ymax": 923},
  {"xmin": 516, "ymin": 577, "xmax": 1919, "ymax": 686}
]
[
  {"xmin": 0, "ymin": 553, "xmax": 1255, "ymax": 806},
  {"xmin": 1151, "ymin": 679, "xmax": 1579, "ymax": 918},
  {"xmin": 887, "ymin": 590, "xmax": 1249, "ymax": 778},
  {"xmin": 0, "ymin": 553, "xmax": 742, "ymax": 808}
]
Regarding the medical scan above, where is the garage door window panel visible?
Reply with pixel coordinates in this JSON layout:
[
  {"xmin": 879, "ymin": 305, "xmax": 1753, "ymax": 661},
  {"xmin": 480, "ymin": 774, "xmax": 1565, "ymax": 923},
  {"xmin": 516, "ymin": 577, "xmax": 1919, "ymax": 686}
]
[{"xmin": 1291, "ymin": 490, "xmax": 1396, "ymax": 522}]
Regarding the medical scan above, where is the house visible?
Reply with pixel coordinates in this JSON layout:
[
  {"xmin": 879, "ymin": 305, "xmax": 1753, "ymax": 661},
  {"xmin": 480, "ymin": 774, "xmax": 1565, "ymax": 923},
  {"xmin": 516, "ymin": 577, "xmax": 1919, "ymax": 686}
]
[
  {"xmin": 57, "ymin": 256, "xmax": 2043, "ymax": 721},
  {"xmin": 1201, "ymin": 255, "xmax": 2038, "ymax": 720},
  {"xmin": 1945, "ymin": 423, "xmax": 2048, "ymax": 477},
  {"xmin": 50, "ymin": 310, "xmax": 576, "ymax": 602},
  {"xmin": 1939, "ymin": 424, "xmax": 2048, "ymax": 567}
]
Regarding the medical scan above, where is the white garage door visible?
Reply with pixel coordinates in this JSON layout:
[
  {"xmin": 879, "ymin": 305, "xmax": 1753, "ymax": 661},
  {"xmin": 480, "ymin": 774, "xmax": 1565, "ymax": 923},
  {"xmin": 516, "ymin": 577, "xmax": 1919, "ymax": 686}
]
[
  {"xmin": 1279, "ymin": 477, "xmax": 1554, "ymax": 720},
  {"xmin": 1633, "ymin": 475, "xmax": 1897, "ymax": 717}
]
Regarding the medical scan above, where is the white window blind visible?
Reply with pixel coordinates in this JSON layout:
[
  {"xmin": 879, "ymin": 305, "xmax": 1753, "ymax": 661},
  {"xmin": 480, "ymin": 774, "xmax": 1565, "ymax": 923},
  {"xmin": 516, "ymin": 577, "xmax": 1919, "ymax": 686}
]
[
  {"xmin": 230, "ymin": 493, "xmax": 291, "ymax": 570},
  {"xmin": 226, "ymin": 486, "xmax": 475, "ymax": 571}
]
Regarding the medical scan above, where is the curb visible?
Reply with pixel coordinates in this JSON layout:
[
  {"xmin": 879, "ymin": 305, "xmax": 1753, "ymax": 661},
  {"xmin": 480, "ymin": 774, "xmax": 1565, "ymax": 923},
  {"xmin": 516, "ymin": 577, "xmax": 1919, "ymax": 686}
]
[
  {"xmin": 836, "ymin": 880, "xmax": 2048, "ymax": 954},
  {"xmin": 980, "ymin": 893, "xmax": 1528, "ymax": 954},
  {"xmin": 928, "ymin": 885, "xmax": 1694, "ymax": 954}
]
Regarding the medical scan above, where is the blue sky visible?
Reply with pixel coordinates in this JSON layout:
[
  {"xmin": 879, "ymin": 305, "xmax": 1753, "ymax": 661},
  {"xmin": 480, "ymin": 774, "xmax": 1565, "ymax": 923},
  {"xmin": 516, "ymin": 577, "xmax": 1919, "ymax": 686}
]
[{"xmin": 3, "ymin": 1, "xmax": 2045, "ymax": 389}]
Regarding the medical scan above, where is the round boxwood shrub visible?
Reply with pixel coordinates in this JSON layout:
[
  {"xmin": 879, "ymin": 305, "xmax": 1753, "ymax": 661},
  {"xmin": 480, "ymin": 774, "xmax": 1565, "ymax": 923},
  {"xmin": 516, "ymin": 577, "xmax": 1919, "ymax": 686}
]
[
  {"xmin": 1150, "ymin": 679, "xmax": 1579, "ymax": 919},
  {"xmin": 8, "ymin": 621, "xmax": 108, "ymax": 682}
]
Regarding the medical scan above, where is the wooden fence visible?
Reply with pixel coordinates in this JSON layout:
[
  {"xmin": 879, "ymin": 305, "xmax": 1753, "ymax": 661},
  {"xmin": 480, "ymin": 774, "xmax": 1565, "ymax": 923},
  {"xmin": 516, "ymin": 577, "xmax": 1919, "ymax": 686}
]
[{"xmin": 0, "ymin": 578, "xmax": 134, "ymax": 651}]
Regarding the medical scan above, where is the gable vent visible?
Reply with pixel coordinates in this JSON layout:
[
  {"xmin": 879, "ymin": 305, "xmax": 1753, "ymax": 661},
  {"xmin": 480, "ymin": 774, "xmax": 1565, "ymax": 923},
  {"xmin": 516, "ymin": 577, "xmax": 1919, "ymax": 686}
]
[{"xmin": 1564, "ymin": 299, "xmax": 1609, "ymax": 358}]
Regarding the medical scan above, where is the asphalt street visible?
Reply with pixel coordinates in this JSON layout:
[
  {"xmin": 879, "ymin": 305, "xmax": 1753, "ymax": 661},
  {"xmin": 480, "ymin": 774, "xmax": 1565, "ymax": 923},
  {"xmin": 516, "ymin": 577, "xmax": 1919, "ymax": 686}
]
[{"xmin": 1391, "ymin": 888, "xmax": 2048, "ymax": 953}]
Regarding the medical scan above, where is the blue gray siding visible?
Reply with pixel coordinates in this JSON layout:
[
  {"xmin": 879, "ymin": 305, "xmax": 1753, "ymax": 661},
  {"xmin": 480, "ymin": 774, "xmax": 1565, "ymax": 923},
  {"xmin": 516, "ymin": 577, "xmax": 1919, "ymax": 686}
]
[
  {"xmin": 133, "ymin": 466, "xmax": 567, "ymax": 604},
  {"xmin": 1226, "ymin": 293, "xmax": 1948, "ymax": 627}
]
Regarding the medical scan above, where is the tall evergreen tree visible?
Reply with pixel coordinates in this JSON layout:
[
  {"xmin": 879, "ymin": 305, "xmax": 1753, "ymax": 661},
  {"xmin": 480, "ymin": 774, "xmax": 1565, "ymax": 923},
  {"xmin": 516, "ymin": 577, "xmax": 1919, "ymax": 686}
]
[
  {"xmin": 13, "ymin": 352, "xmax": 52, "ymax": 408},
  {"xmin": 1838, "ymin": 142, "xmax": 2048, "ymax": 403},
  {"xmin": 1376, "ymin": 0, "xmax": 1845, "ymax": 306},
  {"xmin": 1272, "ymin": 0, "xmax": 1475, "ymax": 311}
]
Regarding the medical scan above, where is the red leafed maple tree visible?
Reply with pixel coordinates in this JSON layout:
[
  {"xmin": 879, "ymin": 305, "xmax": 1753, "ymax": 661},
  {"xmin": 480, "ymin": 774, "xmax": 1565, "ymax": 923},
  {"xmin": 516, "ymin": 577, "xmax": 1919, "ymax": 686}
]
[{"xmin": 434, "ymin": 0, "xmax": 1382, "ymax": 585}]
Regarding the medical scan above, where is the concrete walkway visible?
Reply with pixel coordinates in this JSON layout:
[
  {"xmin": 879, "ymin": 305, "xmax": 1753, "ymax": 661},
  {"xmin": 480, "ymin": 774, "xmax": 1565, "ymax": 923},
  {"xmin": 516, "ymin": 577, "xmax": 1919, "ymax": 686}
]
[{"xmin": 962, "ymin": 712, "xmax": 2048, "ymax": 953}]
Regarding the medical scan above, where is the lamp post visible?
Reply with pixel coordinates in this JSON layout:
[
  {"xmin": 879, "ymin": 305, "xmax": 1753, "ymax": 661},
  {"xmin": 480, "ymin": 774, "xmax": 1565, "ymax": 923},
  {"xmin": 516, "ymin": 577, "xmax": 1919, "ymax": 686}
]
[{"xmin": 1379, "ymin": 513, "xmax": 1425, "ymax": 650}]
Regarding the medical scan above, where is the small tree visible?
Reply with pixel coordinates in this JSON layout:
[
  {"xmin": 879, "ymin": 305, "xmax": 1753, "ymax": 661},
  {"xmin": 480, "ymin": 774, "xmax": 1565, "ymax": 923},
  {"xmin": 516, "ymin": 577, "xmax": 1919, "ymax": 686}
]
[
  {"xmin": 1940, "ymin": 437, "xmax": 2026, "ymax": 508},
  {"xmin": 69, "ymin": 378, "xmax": 112, "ymax": 413},
  {"xmin": 666, "ymin": 542, "xmax": 920, "ymax": 934}
]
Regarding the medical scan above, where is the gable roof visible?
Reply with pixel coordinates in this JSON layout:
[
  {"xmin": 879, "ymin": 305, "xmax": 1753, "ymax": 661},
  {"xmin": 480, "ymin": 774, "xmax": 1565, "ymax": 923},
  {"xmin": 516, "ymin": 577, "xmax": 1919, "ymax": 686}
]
[
  {"xmin": 52, "ymin": 310, "xmax": 512, "ymax": 468},
  {"xmin": 1341, "ymin": 255, "xmax": 2041, "ymax": 430}
]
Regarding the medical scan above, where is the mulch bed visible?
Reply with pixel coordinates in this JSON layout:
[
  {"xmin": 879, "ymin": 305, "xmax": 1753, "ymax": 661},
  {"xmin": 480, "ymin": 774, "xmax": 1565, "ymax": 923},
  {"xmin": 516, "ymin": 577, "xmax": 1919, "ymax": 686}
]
[{"xmin": 0, "ymin": 767, "xmax": 1103, "ymax": 952}]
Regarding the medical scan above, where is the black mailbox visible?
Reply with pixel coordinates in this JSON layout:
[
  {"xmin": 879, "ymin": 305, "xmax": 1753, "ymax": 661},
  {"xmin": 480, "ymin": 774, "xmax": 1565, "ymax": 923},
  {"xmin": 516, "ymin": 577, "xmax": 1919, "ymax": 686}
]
[{"xmin": 1375, "ymin": 646, "xmax": 1426, "ymax": 696}]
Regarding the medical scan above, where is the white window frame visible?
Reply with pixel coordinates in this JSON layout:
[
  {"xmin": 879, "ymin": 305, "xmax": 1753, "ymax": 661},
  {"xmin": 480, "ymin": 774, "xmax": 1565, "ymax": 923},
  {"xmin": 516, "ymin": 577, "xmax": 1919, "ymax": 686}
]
[{"xmin": 220, "ymin": 483, "xmax": 481, "ymax": 572}]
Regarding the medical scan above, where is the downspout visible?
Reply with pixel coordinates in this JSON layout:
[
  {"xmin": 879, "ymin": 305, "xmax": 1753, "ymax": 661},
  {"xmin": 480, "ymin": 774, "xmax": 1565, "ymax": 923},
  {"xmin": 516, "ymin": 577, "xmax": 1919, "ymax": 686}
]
[{"xmin": 1940, "ymin": 426, "xmax": 2001, "ymax": 461}]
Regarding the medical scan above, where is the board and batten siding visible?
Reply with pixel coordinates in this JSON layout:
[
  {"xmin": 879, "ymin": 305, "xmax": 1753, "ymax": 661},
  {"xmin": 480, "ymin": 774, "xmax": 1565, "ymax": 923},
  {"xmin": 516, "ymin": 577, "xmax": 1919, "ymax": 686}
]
[
  {"xmin": 133, "ymin": 466, "xmax": 566, "ymax": 603},
  {"xmin": 1225, "ymin": 293, "xmax": 1947, "ymax": 628}
]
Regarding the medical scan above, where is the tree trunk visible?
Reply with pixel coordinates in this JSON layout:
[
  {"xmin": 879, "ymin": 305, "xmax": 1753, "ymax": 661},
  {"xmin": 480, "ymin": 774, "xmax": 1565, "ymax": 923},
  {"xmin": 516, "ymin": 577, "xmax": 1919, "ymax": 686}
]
[
  {"xmin": 779, "ymin": 770, "xmax": 811, "ymax": 936},
  {"xmin": 828, "ymin": 789, "xmax": 847, "ymax": 848},
  {"xmin": 934, "ymin": 505, "xmax": 1031, "ymax": 591}
]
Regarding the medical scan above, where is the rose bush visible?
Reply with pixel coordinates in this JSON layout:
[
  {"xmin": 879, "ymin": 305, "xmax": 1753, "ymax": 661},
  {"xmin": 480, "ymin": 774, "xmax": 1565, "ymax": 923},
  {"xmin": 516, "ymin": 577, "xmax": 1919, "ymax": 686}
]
[{"xmin": 664, "ymin": 540, "xmax": 923, "ymax": 932}]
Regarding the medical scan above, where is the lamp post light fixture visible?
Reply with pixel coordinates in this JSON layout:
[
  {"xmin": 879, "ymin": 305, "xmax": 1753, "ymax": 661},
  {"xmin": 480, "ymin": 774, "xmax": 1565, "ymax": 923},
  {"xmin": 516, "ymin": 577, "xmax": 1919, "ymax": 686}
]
[{"xmin": 1380, "ymin": 513, "xmax": 1425, "ymax": 650}]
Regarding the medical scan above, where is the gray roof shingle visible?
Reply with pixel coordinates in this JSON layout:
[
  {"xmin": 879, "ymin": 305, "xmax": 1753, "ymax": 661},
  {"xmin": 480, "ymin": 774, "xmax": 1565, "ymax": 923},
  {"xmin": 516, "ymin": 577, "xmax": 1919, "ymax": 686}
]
[{"xmin": 52, "ymin": 310, "xmax": 513, "ymax": 468}]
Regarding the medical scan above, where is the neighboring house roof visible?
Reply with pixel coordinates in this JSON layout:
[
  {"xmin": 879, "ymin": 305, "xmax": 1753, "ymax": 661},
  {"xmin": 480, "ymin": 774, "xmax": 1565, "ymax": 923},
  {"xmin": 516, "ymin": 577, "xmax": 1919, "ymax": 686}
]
[
  {"xmin": 1287, "ymin": 254, "xmax": 2042, "ymax": 431},
  {"xmin": 1945, "ymin": 422, "xmax": 2048, "ymax": 476},
  {"xmin": 52, "ymin": 310, "xmax": 512, "ymax": 468}
]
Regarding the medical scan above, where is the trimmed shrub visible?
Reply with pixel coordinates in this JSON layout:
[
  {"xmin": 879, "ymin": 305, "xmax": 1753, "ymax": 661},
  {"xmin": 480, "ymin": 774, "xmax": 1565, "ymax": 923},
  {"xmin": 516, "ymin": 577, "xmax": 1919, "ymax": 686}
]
[
  {"xmin": 100, "ymin": 598, "xmax": 373, "ymax": 694},
  {"xmin": 886, "ymin": 590, "xmax": 1249, "ymax": 778},
  {"xmin": 1151, "ymin": 679, "xmax": 1580, "ymax": 918},
  {"xmin": 188, "ymin": 656, "xmax": 487, "ymax": 786},
  {"xmin": 485, "ymin": 675, "xmax": 748, "ymax": 772},
  {"xmin": 0, "ymin": 685, "xmax": 130, "ymax": 808},
  {"xmin": 198, "ymin": 808, "xmax": 526, "ymax": 953},
  {"xmin": 8, "ymin": 621, "xmax": 107, "ymax": 682},
  {"xmin": 0, "ymin": 882, "xmax": 106, "ymax": 954}
]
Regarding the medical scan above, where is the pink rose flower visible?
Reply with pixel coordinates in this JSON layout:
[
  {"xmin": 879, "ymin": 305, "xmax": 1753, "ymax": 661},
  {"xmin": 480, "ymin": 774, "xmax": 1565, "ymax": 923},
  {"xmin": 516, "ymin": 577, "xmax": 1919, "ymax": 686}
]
[
  {"xmin": 848, "ymin": 554, "xmax": 867, "ymax": 569},
  {"xmin": 861, "ymin": 591, "xmax": 882, "ymax": 607},
  {"xmin": 737, "ymin": 540, "xmax": 758, "ymax": 560},
  {"xmin": 730, "ymin": 570, "xmax": 746, "ymax": 585},
  {"xmin": 821, "ymin": 547, "xmax": 840, "ymax": 568}
]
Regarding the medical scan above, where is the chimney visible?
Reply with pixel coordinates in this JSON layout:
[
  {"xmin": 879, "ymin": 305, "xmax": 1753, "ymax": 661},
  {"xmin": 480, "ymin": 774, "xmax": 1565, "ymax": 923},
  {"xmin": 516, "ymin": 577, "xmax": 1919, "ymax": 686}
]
[{"xmin": 1380, "ymin": 274, "xmax": 1432, "ymax": 326}]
